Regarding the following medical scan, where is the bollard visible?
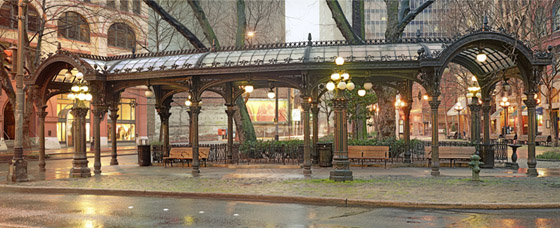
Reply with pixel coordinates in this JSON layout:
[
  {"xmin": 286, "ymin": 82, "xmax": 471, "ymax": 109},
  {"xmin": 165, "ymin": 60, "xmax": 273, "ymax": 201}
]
[{"xmin": 468, "ymin": 154, "xmax": 483, "ymax": 181}]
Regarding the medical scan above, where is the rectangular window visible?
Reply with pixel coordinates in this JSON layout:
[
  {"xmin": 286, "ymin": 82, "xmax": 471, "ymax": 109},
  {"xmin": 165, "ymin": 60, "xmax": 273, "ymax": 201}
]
[
  {"xmin": 107, "ymin": 0, "xmax": 115, "ymax": 8},
  {"xmin": 133, "ymin": 0, "xmax": 141, "ymax": 14},
  {"xmin": 120, "ymin": 0, "xmax": 128, "ymax": 12}
]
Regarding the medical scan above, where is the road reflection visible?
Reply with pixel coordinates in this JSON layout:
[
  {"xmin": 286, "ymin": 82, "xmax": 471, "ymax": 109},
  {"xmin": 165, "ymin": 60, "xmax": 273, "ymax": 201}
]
[{"xmin": 0, "ymin": 192, "xmax": 559, "ymax": 227}]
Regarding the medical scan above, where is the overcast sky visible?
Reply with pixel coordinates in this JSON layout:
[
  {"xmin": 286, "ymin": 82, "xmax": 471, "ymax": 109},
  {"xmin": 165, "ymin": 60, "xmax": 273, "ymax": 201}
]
[{"xmin": 285, "ymin": 0, "xmax": 320, "ymax": 42}]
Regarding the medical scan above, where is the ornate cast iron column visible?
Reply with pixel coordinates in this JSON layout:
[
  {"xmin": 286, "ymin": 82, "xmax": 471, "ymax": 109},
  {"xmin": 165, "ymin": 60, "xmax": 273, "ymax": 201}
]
[
  {"xmin": 468, "ymin": 98, "xmax": 481, "ymax": 145},
  {"xmin": 329, "ymin": 91, "xmax": 353, "ymax": 181},
  {"xmin": 302, "ymin": 97, "xmax": 312, "ymax": 175},
  {"xmin": 109, "ymin": 106, "xmax": 119, "ymax": 165},
  {"xmin": 311, "ymin": 100, "xmax": 319, "ymax": 164},
  {"xmin": 524, "ymin": 94, "xmax": 538, "ymax": 176},
  {"xmin": 429, "ymin": 98, "xmax": 440, "ymax": 176},
  {"xmin": 225, "ymin": 105, "xmax": 236, "ymax": 164},
  {"xmin": 190, "ymin": 101, "xmax": 202, "ymax": 175},
  {"xmin": 157, "ymin": 105, "xmax": 171, "ymax": 157},
  {"xmin": 481, "ymin": 99, "xmax": 494, "ymax": 168},
  {"xmin": 403, "ymin": 102, "xmax": 412, "ymax": 163},
  {"xmin": 92, "ymin": 105, "xmax": 107, "ymax": 174},
  {"xmin": 8, "ymin": 0, "xmax": 28, "ymax": 182},
  {"xmin": 38, "ymin": 106, "xmax": 47, "ymax": 172},
  {"xmin": 70, "ymin": 104, "xmax": 91, "ymax": 177},
  {"xmin": 186, "ymin": 110, "xmax": 192, "ymax": 144}
]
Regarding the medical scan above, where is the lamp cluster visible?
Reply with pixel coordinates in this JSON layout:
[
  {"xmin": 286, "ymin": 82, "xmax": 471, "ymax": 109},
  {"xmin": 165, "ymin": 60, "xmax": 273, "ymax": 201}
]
[
  {"xmin": 326, "ymin": 57, "xmax": 372, "ymax": 97},
  {"xmin": 454, "ymin": 102, "xmax": 464, "ymax": 112},
  {"xmin": 499, "ymin": 97, "xmax": 510, "ymax": 108},
  {"xmin": 67, "ymin": 72, "xmax": 92, "ymax": 101},
  {"xmin": 394, "ymin": 98, "xmax": 407, "ymax": 108}
]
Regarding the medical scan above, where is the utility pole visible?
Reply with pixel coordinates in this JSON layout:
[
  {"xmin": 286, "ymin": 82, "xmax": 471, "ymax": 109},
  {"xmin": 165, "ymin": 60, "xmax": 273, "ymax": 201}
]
[{"xmin": 8, "ymin": 0, "xmax": 28, "ymax": 182}]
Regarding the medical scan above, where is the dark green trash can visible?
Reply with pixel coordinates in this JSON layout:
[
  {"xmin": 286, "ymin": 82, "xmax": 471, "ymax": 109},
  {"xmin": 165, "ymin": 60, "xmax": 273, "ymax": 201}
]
[
  {"xmin": 138, "ymin": 145, "xmax": 151, "ymax": 166},
  {"xmin": 317, "ymin": 142, "xmax": 333, "ymax": 167}
]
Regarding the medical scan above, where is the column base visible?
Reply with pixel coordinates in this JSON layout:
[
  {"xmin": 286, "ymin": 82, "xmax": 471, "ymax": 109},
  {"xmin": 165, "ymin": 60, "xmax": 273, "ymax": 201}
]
[
  {"xmin": 527, "ymin": 168, "xmax": 538, "ymax": 177},
  {"xmin": 39, "ymin": 163, "xmax": 46, "ymax": 172},
  {"xmin": 303, "ymin": 168, "xmax": 312, "ymax": 175},
  {"xmin": 404, "ymin": 158, "xmax": 411, "ymax": 163},
  {"xmin": 70, "ymin": 167, "xmax": 91, "ymax": 178},
  {"xmin": 94, "ymin": 169, "xmax": 102, "ymax": 174},
  {"xmin": 8, "ymin": 159, "xmax": 28, "ymax": 182},
  {"xmin": 431, "ymin": 170, "xmax": 440, "ymax": 176},
  {"xmin": 110, "ymin": 158, "xmax": 119, "ymax": 166},
  {"xmin": 329, "ymin": 170, "xmax": 353, "ymax": 181}
]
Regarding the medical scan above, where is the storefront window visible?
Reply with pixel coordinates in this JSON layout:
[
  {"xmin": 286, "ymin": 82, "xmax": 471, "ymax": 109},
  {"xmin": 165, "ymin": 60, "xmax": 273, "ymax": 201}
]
[{"xmin": 108, "ymin": 98, "xmax": 136, "ymax": 141}]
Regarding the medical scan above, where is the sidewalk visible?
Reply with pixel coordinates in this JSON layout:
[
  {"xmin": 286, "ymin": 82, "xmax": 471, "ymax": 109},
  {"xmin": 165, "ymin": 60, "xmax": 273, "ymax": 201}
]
[{"xmin": 1, "ymin": 154, "xmax": 560, "ymax": 209}]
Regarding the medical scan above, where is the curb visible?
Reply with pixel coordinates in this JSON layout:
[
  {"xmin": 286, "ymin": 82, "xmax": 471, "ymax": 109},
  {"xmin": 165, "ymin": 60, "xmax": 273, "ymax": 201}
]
[{"xmin": 1, "ymin": 185, "xmax": 559, "ymax": 210}]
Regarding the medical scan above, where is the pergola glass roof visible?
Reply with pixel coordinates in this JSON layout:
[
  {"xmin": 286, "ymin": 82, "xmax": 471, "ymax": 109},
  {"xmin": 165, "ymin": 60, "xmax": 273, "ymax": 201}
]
[{"xmin": 70, "ymin": 40, "xmax": 517, "ymax": 78}]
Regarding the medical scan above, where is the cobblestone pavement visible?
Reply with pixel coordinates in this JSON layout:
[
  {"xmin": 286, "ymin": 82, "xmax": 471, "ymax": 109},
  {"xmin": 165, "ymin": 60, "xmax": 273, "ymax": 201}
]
[{"xmin": 2, "ymin": 154, "xmax": 560, "ymax": 207}]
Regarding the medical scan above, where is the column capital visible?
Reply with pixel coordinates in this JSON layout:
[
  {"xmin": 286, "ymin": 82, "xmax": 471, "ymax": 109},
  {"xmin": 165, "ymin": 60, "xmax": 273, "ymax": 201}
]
[
  {"xmin": 428, "ymin": 100, "xmax": 440, "ymax": 110},
  {"xmin": 189, "ymin": 105, "xmax": 202, "ymax": 115},
  {"xmin": 38, "ymin": 106, "xmax": 48, "ymax": 118},
  {"xmin": 524, "ymin": 97, "xmax": 538, "ymax": 108},
  {"xmin": 301, "ymin": 101, "xmax": 311, "ymax": 110},
  {"xmin": 225, "ymin": 109, "xmax": 236, "ymax": 116},
  {"xmin": 481, "ymin": 104, "xmax": 491, "ymax": 113},
  {"xmin": 468, "ymin": 103, "xmax": 481, "ymax": 113},
  {"xmin": 311, "ymin": 106, "xmax": 319, "ymax": 114},
  {"xmin": 71, "ymin": 107, "xmax": 89, "ymax": 118},
  {"xmin": 333, "ymin": 97, "xmax": 347, "ymax": 110}
]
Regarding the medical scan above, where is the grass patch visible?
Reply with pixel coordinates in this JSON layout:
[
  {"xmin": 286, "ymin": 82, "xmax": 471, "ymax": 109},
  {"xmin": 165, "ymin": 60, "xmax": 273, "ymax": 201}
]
[{"xmin": 537, "ymin": 150, "xmax": 560, "ymax": 160}]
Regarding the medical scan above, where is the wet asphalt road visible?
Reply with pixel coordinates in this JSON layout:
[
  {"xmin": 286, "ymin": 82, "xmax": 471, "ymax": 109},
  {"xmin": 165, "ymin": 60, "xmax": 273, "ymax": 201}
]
[{"xmin": 0, "ymin": 192, "xmax": 559, "ymax": 228}]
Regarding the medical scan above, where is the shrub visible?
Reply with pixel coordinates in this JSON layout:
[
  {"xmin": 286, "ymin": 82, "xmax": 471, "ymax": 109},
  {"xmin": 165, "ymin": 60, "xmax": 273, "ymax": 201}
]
[{"xmin": 536, "ymin": 150, "xmax": 560, "ymax": 160}]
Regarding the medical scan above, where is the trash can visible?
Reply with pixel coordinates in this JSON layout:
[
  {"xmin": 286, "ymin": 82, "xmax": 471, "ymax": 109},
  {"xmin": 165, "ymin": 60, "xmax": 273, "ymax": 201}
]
[
  {"xmin": 137, "ymin": 145, "xmax": 151, "ymax": 166},
  {"xmin": 317, "ymin": 142, "xmax": 333, "ymax": 167}
]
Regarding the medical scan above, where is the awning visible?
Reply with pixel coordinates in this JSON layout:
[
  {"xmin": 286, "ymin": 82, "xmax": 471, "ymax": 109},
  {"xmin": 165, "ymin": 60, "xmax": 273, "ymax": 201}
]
[
  {"xmin": 491, "ymin": 107, "xmax": 504, "ymax": 119},
  {"xmin": 511, "ymin": 106, "xmax": 543, "ymax": 116},
  {"xmin": 447, "ymin": 98, "xmax": 467, "ymax": 116}
]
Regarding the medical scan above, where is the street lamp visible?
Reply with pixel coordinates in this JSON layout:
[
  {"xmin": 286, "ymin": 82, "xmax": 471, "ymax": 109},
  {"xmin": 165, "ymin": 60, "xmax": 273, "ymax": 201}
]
[
  {"xmin": 500, "ymin": 97, "xmax": 510, "ymax": 135},
  {"xmin": 395, "ymin": 96, "xmax": 407, "ymax": 138},
  {"xmin": 244, "ymin": 83, "xmax": 254, "ymax": 93},
  {"xmin": 454, "ymin": 102, "xmax": 464, "ymax": 139},
  {"xmin": 67, "ymin": 73, "xmax": 92, "ymax": 102},
  {"xmin": 328, "ymin": 56, "xmax": 354, "ymax": 181},
  {"xmin": 246, "ymin": 31, "xmax": 255, "ymax": 45},
  {"xmin": 67, "ymin": 71, "xmax": 92, "ymax": 178}
]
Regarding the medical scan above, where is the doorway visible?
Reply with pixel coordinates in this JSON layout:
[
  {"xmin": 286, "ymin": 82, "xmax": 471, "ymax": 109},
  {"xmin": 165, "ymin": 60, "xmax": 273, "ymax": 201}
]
[{"xmin": 4, "ymin": 102, "xmax": 14, "ymax": 140}]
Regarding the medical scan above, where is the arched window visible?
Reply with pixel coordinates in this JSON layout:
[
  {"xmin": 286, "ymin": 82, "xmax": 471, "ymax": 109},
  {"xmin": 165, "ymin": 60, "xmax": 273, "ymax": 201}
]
[
  {"xmin": 107, "ymin": 23, "xmax": 135, "ymax": 49},
  {"xmin": 58, "ymin": 12, "xmax": 90, "ymax": 42},
  {"xmin": 554, "ymin": 5, "xmax": 560, "ymax": 32},
  {"xmin": 0, "ymin": 1, "xmax": 40, "ymax": 32}
]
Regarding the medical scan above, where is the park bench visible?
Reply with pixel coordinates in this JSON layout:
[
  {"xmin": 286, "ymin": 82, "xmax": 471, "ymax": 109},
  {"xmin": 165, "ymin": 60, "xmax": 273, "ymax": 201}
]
[
  {"xmin": 164, "ymin": 147, "xmax": 210, "ymax": 168},
  {"xmin": 535, "ymin": 135, "xmax": 549, "ymax": 146},
  {"xmin": 425, "ymin": 146, "xmax": 475, "ymax": 168},
  {"xmin": 348, "ymin": 145, "xmax": 390, "ymax": 168}
]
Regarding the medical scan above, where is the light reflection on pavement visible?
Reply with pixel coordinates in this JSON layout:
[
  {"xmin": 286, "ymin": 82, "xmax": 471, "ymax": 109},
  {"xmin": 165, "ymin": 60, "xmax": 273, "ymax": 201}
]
[{"xmin": 0, "ymin": 191, "xmax": 559, "ymax": 228}]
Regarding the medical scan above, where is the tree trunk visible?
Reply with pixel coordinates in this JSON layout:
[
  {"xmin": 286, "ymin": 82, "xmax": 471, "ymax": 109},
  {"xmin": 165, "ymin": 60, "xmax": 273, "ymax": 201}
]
[
  {"xmin": 236, "ymin": 0, "xmax": 247, "ymax": 47},
  {"xmin": 326, "ymin": 113, "xmax": 331, "ymax": 135},
  {"xmin": 351, "ymin": 0, "xmax": 365, "ymax": 38},
  {"xmin": 234, "ymin": 96, "xmax": 256, "ymax": 142},
  {"xmin": 374, "ymin": 85, "xmax": 396, "ymax": 139},
  {"xmin": 384, "ymin": 0, "xmax": 400, "ymax": 41}
]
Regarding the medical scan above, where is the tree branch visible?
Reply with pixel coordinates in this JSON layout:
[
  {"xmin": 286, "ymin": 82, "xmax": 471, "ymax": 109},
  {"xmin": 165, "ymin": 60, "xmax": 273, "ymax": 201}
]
[
  {"xmin": 143, "ymin": 0, "xmax": 206, "ymax": 49},
  {"xmin": 188, "ymin": 0, "xmax": 220, "ymax": 48},
  {"xmin": 394, "ymin": 0, "xmax": 435, "ymax": 38},
  {"xmin": 326, "ymin": 0, "xmax": 364, "ymax": 44}
]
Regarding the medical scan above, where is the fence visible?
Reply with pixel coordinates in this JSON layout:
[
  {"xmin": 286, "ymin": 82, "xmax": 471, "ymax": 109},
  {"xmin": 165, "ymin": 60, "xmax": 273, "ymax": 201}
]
[{"xmin": 163, "ymin": 140, "xmax": 508, "ymax": 165}]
